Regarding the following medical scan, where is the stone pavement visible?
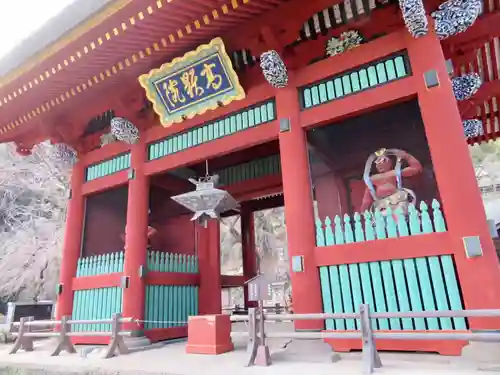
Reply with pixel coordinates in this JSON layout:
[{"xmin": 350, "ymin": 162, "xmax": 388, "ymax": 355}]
[{"xmin": 0, "ymin": 323, "xmax": 499, "ymax": 374}]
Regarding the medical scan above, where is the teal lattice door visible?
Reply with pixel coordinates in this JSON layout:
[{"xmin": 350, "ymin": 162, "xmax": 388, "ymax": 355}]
[{"xmin": 316, "ymin": 201, "xmax": 467, "ymax": 333}]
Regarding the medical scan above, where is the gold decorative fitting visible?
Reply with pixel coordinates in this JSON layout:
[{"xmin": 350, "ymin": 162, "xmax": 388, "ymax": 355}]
[{"xmin": 138, "ymin": 37, "xmax": 245, "ymax": 128}]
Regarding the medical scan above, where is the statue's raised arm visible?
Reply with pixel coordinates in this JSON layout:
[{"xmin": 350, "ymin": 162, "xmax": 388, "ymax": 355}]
[{"xmin": 361, "ymin": 148, "xmax": 422, "ymax": 215}]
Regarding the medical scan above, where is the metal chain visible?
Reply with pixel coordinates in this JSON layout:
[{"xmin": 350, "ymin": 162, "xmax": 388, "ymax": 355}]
[{"xmin": 134, "ymin": 319, "xmax": 188, "ymax": 324}]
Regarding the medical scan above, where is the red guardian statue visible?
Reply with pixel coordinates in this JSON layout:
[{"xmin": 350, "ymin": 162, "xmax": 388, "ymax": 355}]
[{"xmin": 360, "ymin": 148, "xmax": 422, "ymax": 216}]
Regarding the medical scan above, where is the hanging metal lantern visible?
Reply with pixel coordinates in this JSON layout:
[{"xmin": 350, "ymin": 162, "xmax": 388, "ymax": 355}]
[
  {"xmin": 398, "ymin": 0, "xmax": 429, "ymax": 38},
  {"xmin": 463, "ymin": 119, "xmax": 483, "ymax": 139},
  {"xmin": 110, "ymin": 117, "xmax": 140, "ymax": 144},
  {"xmin": 431, "ymin": 0, "xmax": 483, "ymax": 40},
  {"xmin": 171, "ymin": 175, "xmax": 239, "ymax": 226},
  {"xmin": 452, "ymin": 73, "xmax": 482, "ymax": 101},
  {"xmin": 51, "ymin": 143, "xmax": 78, "ymax": 165},
  {"xmin": 260, "ymin": 50, "xmax": 288, "ymax": 89}
]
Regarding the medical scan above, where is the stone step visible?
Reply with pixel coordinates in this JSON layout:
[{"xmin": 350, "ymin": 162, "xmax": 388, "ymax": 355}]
[{"xmin": 124, "ymin": 335, "xmax": 152, "ymax": 349}]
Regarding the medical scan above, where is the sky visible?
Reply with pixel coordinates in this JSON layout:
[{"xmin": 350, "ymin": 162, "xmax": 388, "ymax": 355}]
[{"xmin": 0, "ymin": 0, "xmax": 75, "ymax": 59}]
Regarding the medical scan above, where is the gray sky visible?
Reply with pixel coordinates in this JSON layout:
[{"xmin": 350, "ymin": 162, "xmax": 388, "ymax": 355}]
[{"xmin": 0, "ymin": 0, "xmax": 75, "ymax": 59}]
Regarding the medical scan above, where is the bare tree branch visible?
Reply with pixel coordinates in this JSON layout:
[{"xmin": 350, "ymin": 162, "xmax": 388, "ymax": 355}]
[{"xmin": 0, "ymin": 142, "xmax": 70, "ymax": 302}]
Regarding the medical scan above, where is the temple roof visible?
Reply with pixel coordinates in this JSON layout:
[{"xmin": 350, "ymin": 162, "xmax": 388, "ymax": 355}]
[
  {"xmin": 0, "ymin": 0, "xmax": 498, "ymax": 148},
  {"xmin": 0, "ymin": 0, "xmax": 116, "ymax": 78}
]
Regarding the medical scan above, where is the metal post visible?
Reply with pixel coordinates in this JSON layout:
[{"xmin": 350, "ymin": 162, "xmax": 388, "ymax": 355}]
[
  {"xmin": 254, "ymin": 300, "xmax": 272, "ymax": 366},
  {"xmin": 359, "ymin": 304, "xmax": 382, "ymax": 374}
]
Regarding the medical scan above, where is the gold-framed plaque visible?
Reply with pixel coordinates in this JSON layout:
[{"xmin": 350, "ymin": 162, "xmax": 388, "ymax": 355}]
[{"xmin": 139, "ymin": 37, "xmax": 246, "ymax": 127}]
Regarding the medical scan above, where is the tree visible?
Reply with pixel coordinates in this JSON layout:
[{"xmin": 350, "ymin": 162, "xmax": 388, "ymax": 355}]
[
  {"xmin": 470, "ymin": 141, "xmax": 500, "ymax": 182},
  {"xmin": 219, "ymin": 206, "xmax": 290, "ymax": 307},
  {"xmin": 0, "ymin": 142, "xmax": 70, "ymax": 302}
]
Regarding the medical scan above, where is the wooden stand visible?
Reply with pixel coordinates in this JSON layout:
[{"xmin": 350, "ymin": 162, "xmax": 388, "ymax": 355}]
[
  {"xmin": 51, "ymin": 316, "xmax": 77, "ymax": 356},
  {"xmin": 186, "ymin": 314, "xmax": 234, "ymax": 355}
]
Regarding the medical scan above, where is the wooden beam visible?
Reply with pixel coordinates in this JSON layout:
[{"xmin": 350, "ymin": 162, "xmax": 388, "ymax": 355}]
[
  {"xmin": 285, "ymin": 5, "xmax": 403, "ymax": 70},
  {"xmin": 151, "ymin": 173, "xmax": 193, "ymax": 192},
  {"xmin": 459, "ymin": 80, "xmax": 500, "ymax": 119},
  {"xmin": 444, "ymin": 11, "xmax": 500, "ymax": 54},
  {"xmin": 225, "ymin": 0, "xmax": 345, "ymax": 54}
]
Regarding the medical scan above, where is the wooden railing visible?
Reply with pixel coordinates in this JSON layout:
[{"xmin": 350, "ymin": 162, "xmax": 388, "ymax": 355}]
[
  {"xmin": 10, "ymin": 313, "xmax": 132, "ymax": 358},
  {"xmin": 76, "ymin": 251, "xmax": 199, "ymax": 277},
  {"xmin": 230, "ymin": 307, "xmax": 500, "ymax": 373},
  {"xmin": 315, "ymin": 200, "xmax": 446, "ymax": 247}
]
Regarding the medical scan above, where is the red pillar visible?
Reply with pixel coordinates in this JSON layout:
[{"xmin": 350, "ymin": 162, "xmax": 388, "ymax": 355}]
[
  {"xmin": 56, "ymin": 161, "xmax": 85, "ymax": 319},
  {"xmin": 277, "ymin": 84, "xmax": 324, "ymax": 330},
  {"xmin": 407, "ymin": 26, "xmax": 500, "ymax": 328},
  {"xmin": 122, "ymin": 139, "xmax": 149, "ymax": 331},
  {"xmin": 197, "ymin": 221, "xmax": 222, "ymax": 314},
  {"xmin": 241, "ymin": 205, "xmax": 258, "ymax": 309}
]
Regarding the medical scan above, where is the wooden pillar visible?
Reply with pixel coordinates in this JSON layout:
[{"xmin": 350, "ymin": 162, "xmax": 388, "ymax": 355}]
[
  {"xmin": 122, "ymin": 139, "xmax": 149, "ymax": 331},
  {"xmin": 197, "ymin": 221, "xmax": 222, "ymax": 314},
  {"xmin": 277, "ymin": 83, "xmax": 324, "ymax": 330},
  {"xmin": 241, "ymin": 205, "xmax": 258, "ymax": 309},
  {"xmin": 56, "ymin": 161, "xmax": 85, "ymax": 320},
  {"xmin": 315, "ymin": 173, "xmax": 349, "ymax": 220},
  {"xmin": 407, "ymin": 26, "xmax": 500, "ymax": 328}
]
